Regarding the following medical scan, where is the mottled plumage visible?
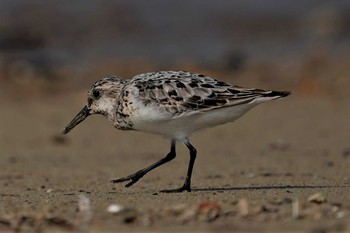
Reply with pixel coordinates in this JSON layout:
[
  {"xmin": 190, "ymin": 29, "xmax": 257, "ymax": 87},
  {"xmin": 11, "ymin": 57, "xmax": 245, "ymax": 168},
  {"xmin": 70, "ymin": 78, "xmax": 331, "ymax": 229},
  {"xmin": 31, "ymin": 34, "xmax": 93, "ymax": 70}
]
[{"xmin": 62, "ymin": 71, "xmax": 290, "ymax": 192}]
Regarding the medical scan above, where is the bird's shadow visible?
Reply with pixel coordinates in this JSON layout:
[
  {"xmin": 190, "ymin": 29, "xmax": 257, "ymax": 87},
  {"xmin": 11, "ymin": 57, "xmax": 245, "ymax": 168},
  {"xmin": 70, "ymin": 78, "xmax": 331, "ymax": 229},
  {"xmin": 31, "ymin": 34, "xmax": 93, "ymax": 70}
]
[{"xmin": 192, "ymin": 184, "xmax": 350, "ymax": 192}]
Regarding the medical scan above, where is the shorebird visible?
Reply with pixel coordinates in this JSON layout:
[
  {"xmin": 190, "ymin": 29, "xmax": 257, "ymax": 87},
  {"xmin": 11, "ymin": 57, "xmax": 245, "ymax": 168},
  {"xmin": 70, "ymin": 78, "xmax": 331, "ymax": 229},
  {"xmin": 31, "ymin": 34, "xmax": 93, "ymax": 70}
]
[{"xmin": 62, "ymin": 71, "xmax": 290, "ymax": 192}]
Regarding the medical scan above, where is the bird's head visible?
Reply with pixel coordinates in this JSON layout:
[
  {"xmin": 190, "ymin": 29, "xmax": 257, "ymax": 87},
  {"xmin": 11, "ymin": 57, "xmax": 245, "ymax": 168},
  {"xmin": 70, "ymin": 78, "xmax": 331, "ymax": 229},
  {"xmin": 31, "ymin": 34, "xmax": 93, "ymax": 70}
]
[{"xmin": 62, "ymin": 76, "xmax": 127, "ymax": 135}]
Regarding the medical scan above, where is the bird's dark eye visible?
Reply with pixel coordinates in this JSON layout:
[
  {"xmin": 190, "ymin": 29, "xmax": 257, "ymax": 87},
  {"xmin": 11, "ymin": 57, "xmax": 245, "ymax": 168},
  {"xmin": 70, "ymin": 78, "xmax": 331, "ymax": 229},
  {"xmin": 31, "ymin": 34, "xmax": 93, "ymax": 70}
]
[{"xmin": 92, "ymin": 90, "xmax": 100, "ymax": 98}]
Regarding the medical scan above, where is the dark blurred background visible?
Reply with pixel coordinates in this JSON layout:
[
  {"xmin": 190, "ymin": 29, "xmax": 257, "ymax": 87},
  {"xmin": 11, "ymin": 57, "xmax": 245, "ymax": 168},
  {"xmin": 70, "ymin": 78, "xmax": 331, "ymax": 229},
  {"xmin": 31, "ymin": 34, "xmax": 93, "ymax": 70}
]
[{"xmin": 0, "ymin": 0, "xmax": 349, "ymax": 97}]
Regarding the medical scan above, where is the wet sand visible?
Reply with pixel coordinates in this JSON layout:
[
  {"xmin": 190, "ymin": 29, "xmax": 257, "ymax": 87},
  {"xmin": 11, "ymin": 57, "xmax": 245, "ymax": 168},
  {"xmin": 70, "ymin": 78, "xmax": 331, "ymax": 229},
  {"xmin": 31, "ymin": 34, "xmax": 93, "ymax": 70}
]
[{"xmin": 1, "ymin": 77, "xmax": 350, "ymax": 232}]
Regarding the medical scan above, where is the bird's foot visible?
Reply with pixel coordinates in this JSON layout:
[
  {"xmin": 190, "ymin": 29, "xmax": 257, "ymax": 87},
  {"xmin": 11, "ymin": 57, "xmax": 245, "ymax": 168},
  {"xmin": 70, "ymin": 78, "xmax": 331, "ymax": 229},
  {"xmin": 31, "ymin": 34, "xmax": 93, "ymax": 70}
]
[{"xmin": 110, "ymin": 171, "xmax": 144, "ymax": 187}]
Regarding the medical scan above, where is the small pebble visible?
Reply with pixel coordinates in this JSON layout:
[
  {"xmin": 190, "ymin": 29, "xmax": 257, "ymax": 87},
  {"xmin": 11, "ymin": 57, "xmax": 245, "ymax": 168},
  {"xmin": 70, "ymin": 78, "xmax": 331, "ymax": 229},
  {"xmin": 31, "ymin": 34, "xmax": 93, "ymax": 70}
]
[
  {"xmin": 308, "ymin": 193, "xmax": 327, "ymax": 204},
  {"xmin": 261, "ymin": 204, "xmax": 279, "ymax": 213},
  {"xmin": 238, "ymin": 198, "xmax": 249, "ymax": 217},
  {"xmin": 197, "ymin": 201, "xmax": 221, "ymax": 221},
  {"xmin": 124, "ymin": 215, "xmax": 137, "ymax": 224},
  {"xmin": 292, "ymin": 199, "xmax": 300, "ymax": 219},
  {"xmin": 107, "ymin": 204, "xmax": 125, "ymax": 214},
  {"xmin": 335, "ymin": 211, "xmax": 346, "ymax": 219},
  {"xmin": 122, "ymin": 209, "xmax": 139, "ymax": 224},
  {"xmin": 177, "ymin": 206, "xmax": 197, "ymax": 223},
  {"xmin": 246, "ymin": 173, "xmax": 256, "ymax": 178}
]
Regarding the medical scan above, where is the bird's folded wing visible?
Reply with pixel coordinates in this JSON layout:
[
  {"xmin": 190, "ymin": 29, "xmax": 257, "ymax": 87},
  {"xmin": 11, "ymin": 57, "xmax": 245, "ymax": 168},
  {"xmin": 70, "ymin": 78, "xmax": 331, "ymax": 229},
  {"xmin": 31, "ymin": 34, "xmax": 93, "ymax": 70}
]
[{"xmin": 128, "ymin": 71, "xmax": 273, "ymax": 116}]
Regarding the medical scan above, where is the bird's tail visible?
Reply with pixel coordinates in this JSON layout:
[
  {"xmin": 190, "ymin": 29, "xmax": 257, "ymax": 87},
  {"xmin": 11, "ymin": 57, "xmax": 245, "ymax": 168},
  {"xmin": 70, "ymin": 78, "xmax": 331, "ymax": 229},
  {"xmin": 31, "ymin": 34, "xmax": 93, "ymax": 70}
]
[
  {"xmin": 263, "ymin": 91, "xmax": 291, "ymax": 98},
  {"xmin": 250, "ymin": 90, "xmax": 290, "ymax": 105}
]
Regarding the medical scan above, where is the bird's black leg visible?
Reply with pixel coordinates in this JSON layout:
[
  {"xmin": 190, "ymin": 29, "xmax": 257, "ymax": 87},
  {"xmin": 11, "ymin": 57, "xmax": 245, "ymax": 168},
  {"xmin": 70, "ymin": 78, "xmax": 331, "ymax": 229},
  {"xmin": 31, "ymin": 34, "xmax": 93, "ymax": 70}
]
[
  {"xmin": 161, "ymin": 139, "xmax": 197, "ymax": 193},
  {"xmin": 111, "ymin": 139, "xmax": 176, "ymax": 187}
]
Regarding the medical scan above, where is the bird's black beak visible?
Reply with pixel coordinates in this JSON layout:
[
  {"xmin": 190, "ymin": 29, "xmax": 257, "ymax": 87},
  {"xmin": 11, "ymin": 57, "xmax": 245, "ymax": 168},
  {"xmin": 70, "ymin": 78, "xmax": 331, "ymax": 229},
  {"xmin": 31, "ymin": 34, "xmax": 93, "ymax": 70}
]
[{"xmin": 62, "ymin": 106, "xmax": 91, "ymax": 135}]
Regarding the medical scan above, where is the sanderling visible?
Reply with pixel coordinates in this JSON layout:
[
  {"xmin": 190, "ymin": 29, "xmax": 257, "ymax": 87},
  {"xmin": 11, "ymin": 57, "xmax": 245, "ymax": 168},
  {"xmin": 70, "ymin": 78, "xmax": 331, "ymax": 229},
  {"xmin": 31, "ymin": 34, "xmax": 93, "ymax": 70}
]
[{"xmin": 62, "ymin": 71, "xmax": 290, "ymax": 192}]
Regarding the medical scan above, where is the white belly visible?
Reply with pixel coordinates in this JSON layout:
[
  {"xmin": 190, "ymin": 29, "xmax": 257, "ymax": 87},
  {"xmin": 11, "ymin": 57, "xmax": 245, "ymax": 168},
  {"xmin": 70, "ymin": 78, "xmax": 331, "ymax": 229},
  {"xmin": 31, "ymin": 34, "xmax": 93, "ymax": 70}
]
[{"xmin": 129, "ymin": 103, "xmax": 256, "ymax": 140}]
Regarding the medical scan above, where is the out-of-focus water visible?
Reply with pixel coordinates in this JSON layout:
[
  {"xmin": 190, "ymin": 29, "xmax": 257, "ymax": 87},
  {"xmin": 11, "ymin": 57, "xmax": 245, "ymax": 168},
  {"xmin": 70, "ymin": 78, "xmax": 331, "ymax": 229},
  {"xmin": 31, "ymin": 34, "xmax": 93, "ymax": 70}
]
[{"xmin": 0, "ymin": 0, "xmax": 349, "ymax": 70}]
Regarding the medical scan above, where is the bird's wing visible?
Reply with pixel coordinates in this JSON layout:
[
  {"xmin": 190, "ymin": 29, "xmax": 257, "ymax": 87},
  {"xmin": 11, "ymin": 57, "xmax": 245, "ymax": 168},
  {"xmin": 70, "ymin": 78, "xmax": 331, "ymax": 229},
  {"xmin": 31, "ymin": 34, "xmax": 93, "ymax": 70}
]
[{"xmin": 127, "ymin": 71, "xmax": 286, "ymax": 116}]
